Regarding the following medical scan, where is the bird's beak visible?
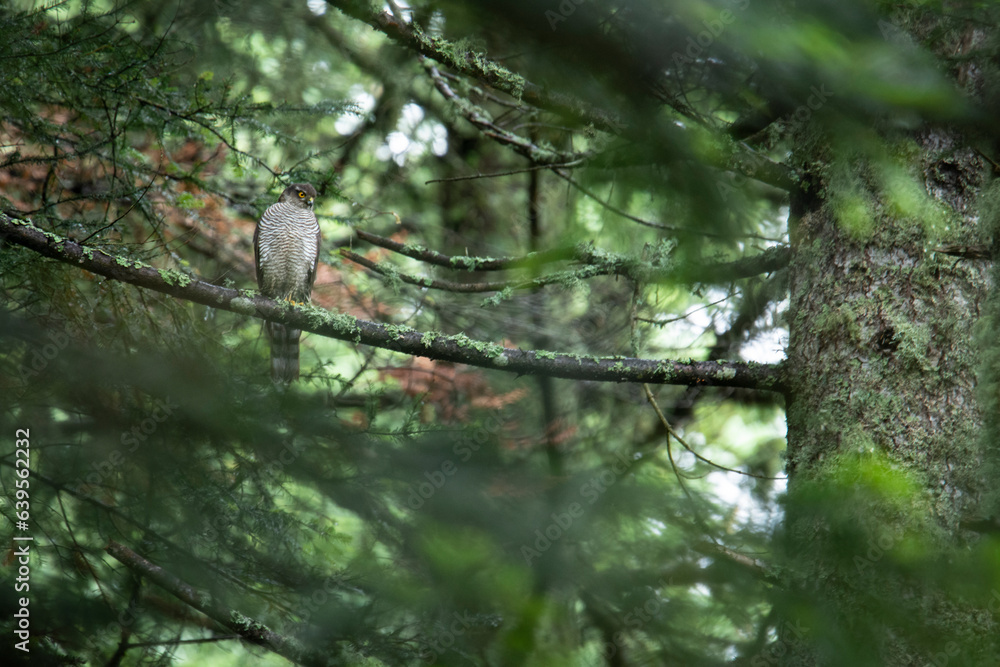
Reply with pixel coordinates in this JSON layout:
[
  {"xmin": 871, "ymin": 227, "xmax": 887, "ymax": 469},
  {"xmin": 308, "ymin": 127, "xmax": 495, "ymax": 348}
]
[{"xmin": 308, "ymin": 197, "xmax": 315, "ymax": 207}]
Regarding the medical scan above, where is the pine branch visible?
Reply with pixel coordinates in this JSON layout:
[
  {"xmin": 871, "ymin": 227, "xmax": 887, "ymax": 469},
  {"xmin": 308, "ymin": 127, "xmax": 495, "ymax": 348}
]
[
  {"xmin": 355, "ymin": 229, "xmax": 578, "ymax": 270},
  {"xmin": 0, "ymin": 214, "xmax": 786, "ymax": 392},
  {"xmin": 426, "ymin": 61, "xmax": 588, "ymax": 166},
  {"xmin": 339, "ymin": 248, "xmax": 615, "ymax": 293},
  {"xmin": 694, "ymin": 245, "xmax": 790, "ymax": 283},
  {"xmin": 325, "ymin": 1, "xmax": 621, "ymax": 132},
  {"xmin": 323, "ymin": 1, "xmax": 796, "ymax": 191},
  {"xmin": 355, "ymin": 229, "xmax": 790, "ymax": 283},
  {"xmin": 105, "ymin": 541, "xmax": 334, "ymax": 667}
]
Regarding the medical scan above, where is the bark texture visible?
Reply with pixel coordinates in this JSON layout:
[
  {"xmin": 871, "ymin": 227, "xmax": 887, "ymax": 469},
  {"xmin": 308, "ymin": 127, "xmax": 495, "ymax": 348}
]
[{"xmin": 779, "ymin": 130, "xmax": 994, "ymax": 665}]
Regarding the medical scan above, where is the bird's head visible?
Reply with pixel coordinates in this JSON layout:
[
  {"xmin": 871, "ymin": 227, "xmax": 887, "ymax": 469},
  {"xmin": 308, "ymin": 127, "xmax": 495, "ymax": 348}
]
[{"xmin": 279, "ymin": 183, "xmax": 317, "ymax": 209}]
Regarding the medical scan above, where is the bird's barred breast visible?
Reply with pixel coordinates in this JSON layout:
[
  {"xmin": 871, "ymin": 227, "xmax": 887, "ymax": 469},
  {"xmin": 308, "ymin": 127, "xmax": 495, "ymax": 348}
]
[{"xmin": 257, "ymin": 203, "xmax": 319, "ymax": 300}]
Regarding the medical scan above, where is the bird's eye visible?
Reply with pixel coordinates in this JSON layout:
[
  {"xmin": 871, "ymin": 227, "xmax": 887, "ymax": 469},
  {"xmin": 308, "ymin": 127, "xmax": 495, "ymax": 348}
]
[{"xmin": 298, "ymin": 191, "xmax": 305, "ymax": 198}]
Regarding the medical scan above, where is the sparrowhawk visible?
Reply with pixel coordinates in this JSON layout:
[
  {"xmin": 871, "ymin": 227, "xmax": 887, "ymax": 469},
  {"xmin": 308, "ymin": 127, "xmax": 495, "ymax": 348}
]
[{"xmin": 253, "ymin": 183, "xmax": 321, "ymax": 382}]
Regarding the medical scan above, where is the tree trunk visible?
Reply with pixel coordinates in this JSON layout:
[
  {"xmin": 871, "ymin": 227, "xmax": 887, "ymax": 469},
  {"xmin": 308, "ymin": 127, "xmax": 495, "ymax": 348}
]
[{"xmin": 779, "ymin": 128, "xmax": 995, "ymax": 665}]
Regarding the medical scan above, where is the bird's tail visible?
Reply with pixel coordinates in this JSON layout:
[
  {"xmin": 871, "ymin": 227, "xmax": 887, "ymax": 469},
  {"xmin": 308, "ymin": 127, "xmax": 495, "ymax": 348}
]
[{"xmin": 267, "ymin": 322, "xmax": 301, "ymax": 382}]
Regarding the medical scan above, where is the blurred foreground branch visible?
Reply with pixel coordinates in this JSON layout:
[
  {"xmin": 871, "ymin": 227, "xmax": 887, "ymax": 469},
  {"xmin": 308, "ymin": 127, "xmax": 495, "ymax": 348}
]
[
  {"xmin": 105, "ymin": 541, "xmax": 329, "ymax": 667},
  {"xmin": 324, "ymin": 1, "xmax": 796, "ymax": 190}
]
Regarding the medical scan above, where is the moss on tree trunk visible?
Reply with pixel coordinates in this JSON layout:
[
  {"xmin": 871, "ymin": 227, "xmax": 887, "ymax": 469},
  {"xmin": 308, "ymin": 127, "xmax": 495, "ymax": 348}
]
[{"xmin": 777, "ymin": 135, "xmax": 996, "ymax": 665}]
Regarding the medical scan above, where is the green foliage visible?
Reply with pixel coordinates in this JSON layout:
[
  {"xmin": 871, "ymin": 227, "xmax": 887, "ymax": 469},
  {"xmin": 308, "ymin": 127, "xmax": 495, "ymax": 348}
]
[
  {"xmin": 778, "ymin": 451, "xmax": 999, "ymax": 666},
  {"xmin": 1, "ymin": 0, "xmax": 999, "ymax": 665}
]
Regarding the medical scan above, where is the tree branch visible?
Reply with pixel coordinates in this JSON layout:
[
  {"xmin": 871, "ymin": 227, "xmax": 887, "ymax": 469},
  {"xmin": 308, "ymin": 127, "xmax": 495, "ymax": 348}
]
[
  {"xmin": 355, "ymin": 228, "xmax": 790, "ymax": 283},
  {"xmin": 105, "ymin": 541, "xmax": 331, "ymax": 667},
  {"xmin": 325, "ymin": 1, "xmax": 622, "ymax": 133},
  {"xmin": 688, "ymin": 245, "xmax": 790, "ymax": 283},
  {"xmin": 355, "ymin": 228, "xmax": 577, "ymax": 270},
  {"xmin": 0, "ymin": 215, "xmax": 786, "ymax": 392},
  {"xmin": 339, "ymin": 248, "xmax": 615, "ymax": 294},
  {"xmin": 323, "ymin": 1, "xmax": 797, "ymax": 191},
  {"xmin": 425, "ymin": 61, "xmax": 587, "ymax": 166}
]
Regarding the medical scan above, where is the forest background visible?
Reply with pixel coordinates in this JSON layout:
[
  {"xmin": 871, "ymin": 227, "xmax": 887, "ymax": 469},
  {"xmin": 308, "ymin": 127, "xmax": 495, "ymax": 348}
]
[{"xmin": 3, "ymin": 1, "xmax": 1000, "ymax": 666}]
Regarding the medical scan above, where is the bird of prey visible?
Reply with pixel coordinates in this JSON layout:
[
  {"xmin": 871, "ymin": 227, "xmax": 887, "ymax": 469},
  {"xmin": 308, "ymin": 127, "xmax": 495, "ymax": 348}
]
[{"xmin": 253, "ymin": 183, "xmax": 321, "ymax": 382}]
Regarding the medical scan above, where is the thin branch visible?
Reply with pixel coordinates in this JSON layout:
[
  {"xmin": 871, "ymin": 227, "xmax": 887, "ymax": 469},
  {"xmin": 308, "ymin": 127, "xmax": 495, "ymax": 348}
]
[
  {"xmin": 126, "ymin": 636, "xmax": 242, "ymax": 648},
  {"xmin": 637, "ymin": 292, "xmax": 738, "ymax": 327},
  {"xmin": 340, "ymin": 248, "xmax": 613, "ymax": 293},
  {"xmin": 0, "ymin": 215, "xmax": 787, "ymax": 392},
  {"xmin": 425, "ymin": 62, "xmax": 788, "ymax": 243},
  {"xmin": 132, "ymin": 96, "xmax": 280, "ymax": 178},
  {"xmin": 325, "ymin": 1, "xmax": 623, "ymax": 133},
  {"xmin": 341, "ymin": 248, "xmax": 511, "ymax": 292},
  {"xmin": 354, "ymin": 229, "xmax": 577, "ymax": 271},
  {"xmin": 554, "ymin": 168, "xmax": 712, "ymax": 235},
  {"xmin": 693, "ymin": 541, "xmax": 771, "ymax": 579},
  {"xmin": 426, "ymin": 61, "xmax": 587, "ymax": 166},
  {"xmin": 642, "ymin": 384, "xmax": 785, "ymax": 480},
  {"xmin": 555, "ymin": 168, "xmax": 785, "ymax": 243},
  {"xmin": 424, "ymin": 162, "xmax": 574, "ymax": 185},
  {"xmin": 355, "ymin": 228, "xmax": 790, "ymax": 283},
  {"xmin": 324, "ymin": 1, "xmax": 797, "ymax": 191},
  {"xmin": 693, "ymin": 245, "xmax": 790, "ymax": 282},
  {"xmin": 105, "ymin": 541, "xmax": 333, "ymax": 667}
]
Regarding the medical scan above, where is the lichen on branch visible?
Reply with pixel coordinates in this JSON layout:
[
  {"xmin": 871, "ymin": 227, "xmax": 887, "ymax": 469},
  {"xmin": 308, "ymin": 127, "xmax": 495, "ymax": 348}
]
[{"xmin": 0, "ymin": 214, "xmax": 786, "ymax": 392}]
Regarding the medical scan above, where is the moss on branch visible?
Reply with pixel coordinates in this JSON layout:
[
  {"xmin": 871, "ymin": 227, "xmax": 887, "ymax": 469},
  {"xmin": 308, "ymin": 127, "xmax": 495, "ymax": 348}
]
[{"xmin": 0, "ymin": 214, "xmax": 786, "ymax": 392}]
